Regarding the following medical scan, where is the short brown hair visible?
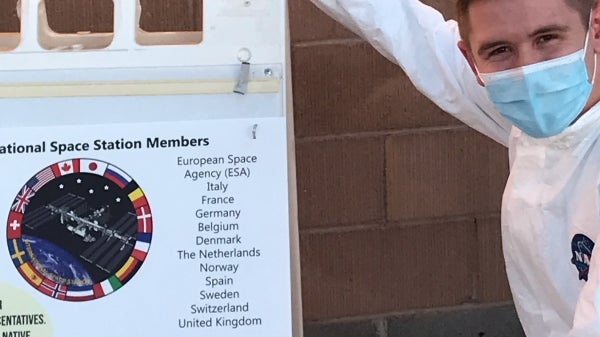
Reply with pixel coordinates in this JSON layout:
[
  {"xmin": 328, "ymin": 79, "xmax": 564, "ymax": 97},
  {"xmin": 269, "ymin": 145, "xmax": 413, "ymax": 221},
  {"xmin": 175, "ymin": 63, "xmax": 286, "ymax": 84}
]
[{"xmin": 456, "ymin": 0, "xmax": 597, "ymax": 43}]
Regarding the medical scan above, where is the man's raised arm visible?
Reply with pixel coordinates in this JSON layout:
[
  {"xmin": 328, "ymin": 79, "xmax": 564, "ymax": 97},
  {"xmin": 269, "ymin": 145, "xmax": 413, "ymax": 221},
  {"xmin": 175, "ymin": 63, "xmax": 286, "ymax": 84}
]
[{"xmin": 309, "ymin": 0, "xmax": 512, "ymax": 146}]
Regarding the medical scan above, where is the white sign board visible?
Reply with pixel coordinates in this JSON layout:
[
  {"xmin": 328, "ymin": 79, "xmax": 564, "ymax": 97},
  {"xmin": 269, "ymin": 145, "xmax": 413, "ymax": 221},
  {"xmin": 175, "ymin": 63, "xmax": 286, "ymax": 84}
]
[{"xmin": 0, "ymin": 1, "xmax": 300, "ymax": 337}]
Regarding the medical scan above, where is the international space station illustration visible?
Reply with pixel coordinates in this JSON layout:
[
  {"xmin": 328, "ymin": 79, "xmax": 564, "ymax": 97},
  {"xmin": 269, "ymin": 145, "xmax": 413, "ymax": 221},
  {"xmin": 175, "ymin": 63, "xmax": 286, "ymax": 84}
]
[{"xmin": 24, "ymin": 193, "xmax": 137, "ymax": 275}]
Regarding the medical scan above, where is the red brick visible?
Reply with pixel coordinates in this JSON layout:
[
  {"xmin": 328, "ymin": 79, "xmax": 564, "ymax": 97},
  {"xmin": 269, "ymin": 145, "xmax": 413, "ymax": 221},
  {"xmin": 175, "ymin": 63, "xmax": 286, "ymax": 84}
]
[
  {"xmin": 300, "ymin": 220, "xmax": 477, "ymax": 320},
  {"xmin": 422, "ymin": 0, "xmax": 456, "ymax": 19},
  {"xmin": 289, "ymin": 0, "xmax": 356, "ymax": 42},
  {"xmin": 0, "ymin": 0, "xmax": 19, "ymax": 32},
  {"xmin": 289, "ymin": 0, "xmax": 456, "ymax": 43},
  {"xmin": 477, "ymin": 217, "xmax": 512, "ymax": 302},
  {"xmin": 386, "ymin": 128, "xmax": 508, "ymax": 221},
  {"xmin": 138, "ymin": 0, "xmax": 202, "ymax": 32},
  {"xmin": 44, "ymin": 0, "xmax": 201, "ymax": 33},
  {"xmin": 292, "ymin": 42, "xmax": 461, "ymax": 138},
  {"xmin": 45, "ymin": 0, "xmax": 114, "ymax": 33},
  {"xmin": 296, "ymin": 137, "xmax": 385, "ymax": 228}
]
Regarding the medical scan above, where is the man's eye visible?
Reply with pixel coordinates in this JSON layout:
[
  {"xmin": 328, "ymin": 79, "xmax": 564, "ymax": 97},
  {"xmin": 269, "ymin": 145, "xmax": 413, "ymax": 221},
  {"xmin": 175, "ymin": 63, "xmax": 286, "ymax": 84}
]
[
  {"xmin": 488, "ymin": 46, "xmax": 510, "ymax": 58},
  {"xmin": 537, "ymin": 34, "xmax": 558, "ymax": 44}
]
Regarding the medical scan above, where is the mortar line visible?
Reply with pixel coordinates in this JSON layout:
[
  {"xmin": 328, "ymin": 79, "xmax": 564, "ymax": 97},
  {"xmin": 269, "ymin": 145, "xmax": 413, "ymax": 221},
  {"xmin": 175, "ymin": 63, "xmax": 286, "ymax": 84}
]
[
  {"xmin": 292, "ymin": 37, "xmax": 365, "ymax": 48},
  {"xmin": 304, "ymin": 301, "xmax": 516, "ymax": 326},
  {"xmin": 295, "ymin": 125, "xmax": 470, "ymax": 144},
  {"xmin": 299, "ymin": 213, "xmax": 501, "ymax": 235},
  {"xmin": 472, "ymin": 217, "xmax": 481, "ymax": 302}
]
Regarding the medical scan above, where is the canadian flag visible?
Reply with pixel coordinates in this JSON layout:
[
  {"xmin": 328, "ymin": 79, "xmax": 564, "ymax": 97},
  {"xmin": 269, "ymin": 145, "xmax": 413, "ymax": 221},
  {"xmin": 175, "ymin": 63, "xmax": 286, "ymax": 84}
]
[{"xmin": 52, "ymin": 159, "xmax": 80, "ymax": 177}]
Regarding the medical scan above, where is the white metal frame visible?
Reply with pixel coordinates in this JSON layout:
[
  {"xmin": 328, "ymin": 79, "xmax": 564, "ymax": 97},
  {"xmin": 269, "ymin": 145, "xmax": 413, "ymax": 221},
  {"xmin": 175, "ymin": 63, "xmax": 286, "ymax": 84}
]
[
  {"xmin": 1, "ymin": 0, "xmax": 285, "ymax": 70},
  {"xmin": 0, "ymin": 1, "xmax": 302, "ymax": 336}
]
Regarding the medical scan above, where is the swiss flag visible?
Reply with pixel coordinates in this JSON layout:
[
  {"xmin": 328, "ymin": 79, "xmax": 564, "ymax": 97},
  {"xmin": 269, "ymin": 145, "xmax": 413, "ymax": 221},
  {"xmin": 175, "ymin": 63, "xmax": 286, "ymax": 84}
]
[
  {"xmin": 7, "ymin": 211, "xmax": 23, "ymax": 239},
  {"xmin": 52, "ymin": 159, "xmax": 80, "ymax": 177}
]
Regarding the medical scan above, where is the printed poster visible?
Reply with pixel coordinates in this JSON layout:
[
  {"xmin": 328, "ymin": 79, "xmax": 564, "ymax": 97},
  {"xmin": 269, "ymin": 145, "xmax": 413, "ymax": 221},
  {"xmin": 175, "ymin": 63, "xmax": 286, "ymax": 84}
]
[{"xmin": 0, "ymin": 117, "xmax": 292, "ymax": 337}]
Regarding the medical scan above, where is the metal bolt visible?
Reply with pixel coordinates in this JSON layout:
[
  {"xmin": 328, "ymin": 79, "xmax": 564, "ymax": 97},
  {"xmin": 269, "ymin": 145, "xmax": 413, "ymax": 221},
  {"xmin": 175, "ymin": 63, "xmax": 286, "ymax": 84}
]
[
  {"xmin": 244, "ymin": 1, "xmax": 251, "ymax": 7},
  {"xmin": 264, "ymin": 68, "xmax": 273, "ymax": 77}
]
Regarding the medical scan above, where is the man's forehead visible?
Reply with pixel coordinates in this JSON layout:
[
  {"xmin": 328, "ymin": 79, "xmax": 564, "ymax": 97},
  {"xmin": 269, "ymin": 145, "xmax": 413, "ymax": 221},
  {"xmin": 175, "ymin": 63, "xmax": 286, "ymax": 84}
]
[
  {"xmin": 467, "ymin": 0, "xmax": 576, "ymax": 24},
  {"xmin": 467, "ymin": 0, "xmax": 573, "ymax": 11},
  {"xmin": 466, "ymin": 0, "xmax": 582, "ymax": 41}
]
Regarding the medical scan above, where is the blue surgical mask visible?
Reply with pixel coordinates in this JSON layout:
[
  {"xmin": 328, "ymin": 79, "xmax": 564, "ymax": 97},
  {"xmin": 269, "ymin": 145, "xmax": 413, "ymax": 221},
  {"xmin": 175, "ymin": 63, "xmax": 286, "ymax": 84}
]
[{"xmin": 479, "ymin": 36, "xmax": 597, "ymax": 138}]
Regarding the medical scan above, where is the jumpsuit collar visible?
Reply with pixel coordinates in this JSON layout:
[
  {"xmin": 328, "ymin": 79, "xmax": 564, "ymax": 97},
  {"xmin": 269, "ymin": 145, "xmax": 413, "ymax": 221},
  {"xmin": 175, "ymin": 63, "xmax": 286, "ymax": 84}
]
[{"xmin": 514, "ymin": 102, "xmax": 600, "ymax": 150}]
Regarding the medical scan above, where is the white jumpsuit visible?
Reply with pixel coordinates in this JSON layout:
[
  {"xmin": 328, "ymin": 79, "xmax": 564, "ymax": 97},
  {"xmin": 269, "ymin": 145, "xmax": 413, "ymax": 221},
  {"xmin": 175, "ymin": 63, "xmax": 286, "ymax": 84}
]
[{"xmin": 309, "ymin": 1, "xmax": 600, "ymax": 336}]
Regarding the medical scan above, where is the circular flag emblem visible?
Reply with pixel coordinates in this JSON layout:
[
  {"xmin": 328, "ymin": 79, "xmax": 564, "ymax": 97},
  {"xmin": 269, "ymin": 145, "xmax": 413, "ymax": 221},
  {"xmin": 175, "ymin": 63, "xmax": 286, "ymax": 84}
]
[{"xmin": 6, "ymin": 159, "xmax": 152, "ymax": 301}]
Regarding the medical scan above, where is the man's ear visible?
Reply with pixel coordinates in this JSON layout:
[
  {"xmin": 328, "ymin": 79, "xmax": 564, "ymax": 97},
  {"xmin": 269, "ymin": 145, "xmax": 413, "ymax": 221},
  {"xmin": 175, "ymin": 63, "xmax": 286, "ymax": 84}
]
[
  {"xmin": 457, "ymin": 40, "xmax": 485, "ymax": 86},
  {"xmin": 592, "ymin": 4, "xmax": 600, "ymax": 54}
]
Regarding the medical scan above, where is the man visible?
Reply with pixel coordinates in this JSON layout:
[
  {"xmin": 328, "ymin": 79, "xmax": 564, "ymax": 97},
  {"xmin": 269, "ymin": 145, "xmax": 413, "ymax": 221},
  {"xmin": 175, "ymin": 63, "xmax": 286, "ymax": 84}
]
[{"xmin": 310, "ymin": 0, "xmax": 600, "ymax": 336}]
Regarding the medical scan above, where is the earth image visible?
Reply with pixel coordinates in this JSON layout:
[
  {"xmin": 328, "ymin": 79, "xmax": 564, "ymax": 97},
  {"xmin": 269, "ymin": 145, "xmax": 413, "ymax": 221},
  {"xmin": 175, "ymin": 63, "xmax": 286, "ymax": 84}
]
[{"xmin": 22, "ymin": 234, "xmax": 93, "ymax": 286}]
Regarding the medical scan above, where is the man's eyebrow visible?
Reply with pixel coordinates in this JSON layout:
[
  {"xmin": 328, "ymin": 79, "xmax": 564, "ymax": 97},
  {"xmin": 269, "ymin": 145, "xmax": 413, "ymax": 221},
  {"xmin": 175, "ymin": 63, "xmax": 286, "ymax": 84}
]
[
  {"xmin": 528, "ymin": 24, "xmax": 570, "ymax": 38},
  {"xmin": 476, "ymin": 24, "xmax": 570, "ymax": 57}
]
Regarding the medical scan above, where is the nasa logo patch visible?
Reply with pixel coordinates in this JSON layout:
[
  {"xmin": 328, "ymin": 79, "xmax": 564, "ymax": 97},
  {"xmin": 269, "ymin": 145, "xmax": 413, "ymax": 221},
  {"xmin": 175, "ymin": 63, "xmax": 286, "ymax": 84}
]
[{"xmin": 571, "ymin": 234, "xmax": 595, "ymax": 281}]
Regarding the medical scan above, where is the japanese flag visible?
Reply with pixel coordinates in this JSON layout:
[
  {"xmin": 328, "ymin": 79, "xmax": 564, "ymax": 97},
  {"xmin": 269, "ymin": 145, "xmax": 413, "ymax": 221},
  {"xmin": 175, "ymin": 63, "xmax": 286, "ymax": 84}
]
[{"xmin": 80, "ymin": 159, "xmax": 108, "ymax": 176}]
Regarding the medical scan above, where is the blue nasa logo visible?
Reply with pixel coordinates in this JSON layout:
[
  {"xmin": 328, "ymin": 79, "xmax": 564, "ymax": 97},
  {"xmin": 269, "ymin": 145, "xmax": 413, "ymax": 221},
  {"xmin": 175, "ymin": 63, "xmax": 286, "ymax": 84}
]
[{"xmin": 571, "ymin": 234, "xmax": 595, "ymax": 281}]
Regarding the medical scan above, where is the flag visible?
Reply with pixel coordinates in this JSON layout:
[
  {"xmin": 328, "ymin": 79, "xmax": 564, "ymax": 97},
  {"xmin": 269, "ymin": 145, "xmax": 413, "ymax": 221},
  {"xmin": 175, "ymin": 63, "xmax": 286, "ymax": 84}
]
[
  {"xmin": 92, "ymin": 283, "xmax": 104, "ymax": 298},
  {"xmin": 51, "ymin": 159, "xmax": 80, "ymax": 177},
  {"xmin": 65, "ymin": 285, "xmax": 95, "ymax": 302},
  {"xmin": 7, "ymin": 211, "xmax": 23, "ymax": 239},
  {"xmin": 104, "ymin": 165, "xmax": 132, "ymax": 188},
  {"xmin": 136, "ymin": 205, "xmax": 153, "ymax": 233},
  {"xmin": 11, "ymin": 186, "xmax": 35, "ymax": 213},
  {"xmin": 116, "ymin": 257, "xmax": 139, "ymax": 282},
  {"xmin": 18, "ymin": 262, "xmax": 43, "ymax": 287},
  {"xmin": 39, "ymin": 278, "xmax": 67, "ymax": 300},
  {"xmin": 132, "ymin": 233, "xmax": 152, "ymax": 261},
  {"xmin": 80, "ymin": 159, "xmax": 108, "ymax": 176},
  {"xmin": 94, "ymin": 276, "xmax": 122, "ymax": 297},
  {"xmin": 29, "ymin": 167, "xmax": 55, "ymax": 192},
  {"xmin": 8, "ymin": 239, "xmax": 28, "ymax": 267},
  {"xmin": 129, "ymin": 188, "xmax": 149, "ymax": 209}
]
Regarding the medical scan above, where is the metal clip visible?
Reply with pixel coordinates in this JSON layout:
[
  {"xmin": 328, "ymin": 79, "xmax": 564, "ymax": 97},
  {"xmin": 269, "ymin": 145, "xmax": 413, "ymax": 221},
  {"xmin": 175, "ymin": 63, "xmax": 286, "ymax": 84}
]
[{"xmin": 234, "ymin": 62, "xmax": 251, "ymax": 95}]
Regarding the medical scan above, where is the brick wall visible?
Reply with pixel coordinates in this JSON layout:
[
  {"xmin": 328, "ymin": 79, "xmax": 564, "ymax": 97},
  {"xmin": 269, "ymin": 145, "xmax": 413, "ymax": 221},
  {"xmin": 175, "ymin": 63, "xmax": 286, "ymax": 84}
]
[
  {"xmin": 0, "ymin": 0, "xmax": 516, "ymax": 333},
  {"xmin": 290, "ymin": 0, "xmax": 513, "ymax": 324}
]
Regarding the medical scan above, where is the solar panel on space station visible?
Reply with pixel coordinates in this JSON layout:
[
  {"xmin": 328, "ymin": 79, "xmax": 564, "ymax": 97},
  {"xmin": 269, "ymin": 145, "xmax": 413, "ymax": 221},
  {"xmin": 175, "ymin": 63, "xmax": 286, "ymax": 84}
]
[
  {"xmin": 81, "ymin": 212, "xmax": 137, "ymax": 273},
  {"xmin": 24, "ymin": 193, "xmax": 86, "ymax": 230},
  {"xmin": 23, "ymin": 193, "xmax": 137, "ymax": 274}
]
